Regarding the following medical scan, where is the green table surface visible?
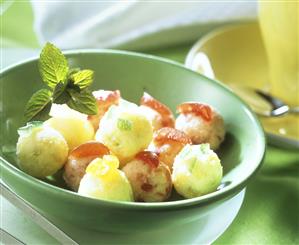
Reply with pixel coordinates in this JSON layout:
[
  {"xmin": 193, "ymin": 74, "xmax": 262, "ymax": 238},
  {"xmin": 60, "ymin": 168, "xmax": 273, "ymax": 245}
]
[{"xmin": 1, "ymin": 2, "xmax": 299, "ymax": 244}]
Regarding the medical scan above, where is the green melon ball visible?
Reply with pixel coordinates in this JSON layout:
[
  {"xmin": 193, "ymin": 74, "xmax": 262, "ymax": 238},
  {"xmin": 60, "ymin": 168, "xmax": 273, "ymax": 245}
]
[
  {"xmin": 16, "ymin": 122, "xmax": 69, "ymax": 178},
  {"xmin": 172, "ymin": 144, "xmax": 223, "ymax": 198},
  {"xmin": 95, "ymin": 101, "xmax": 153, "ymax": 166}
]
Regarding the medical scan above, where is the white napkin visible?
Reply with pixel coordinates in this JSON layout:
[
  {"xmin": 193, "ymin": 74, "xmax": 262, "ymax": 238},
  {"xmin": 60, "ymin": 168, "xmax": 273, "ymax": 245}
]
[{"xmin": 31, "ymin": 1, "xmax": 257, "ymax": 50}]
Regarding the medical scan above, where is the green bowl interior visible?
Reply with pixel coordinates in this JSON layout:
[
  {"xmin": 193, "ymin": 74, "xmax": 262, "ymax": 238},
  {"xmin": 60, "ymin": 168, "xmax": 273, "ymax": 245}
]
[{"xmin": 0, "ymin": 50, "xmax": 265, "ymax": 208}]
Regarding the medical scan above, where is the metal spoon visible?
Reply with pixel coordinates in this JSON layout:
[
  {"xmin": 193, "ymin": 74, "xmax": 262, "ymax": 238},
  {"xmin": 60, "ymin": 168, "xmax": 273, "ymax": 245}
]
[
  {"xmin": 229, "ymin": 85, "xmax": 299, "ymax": 117},
  {"xmin": 185, "ymin": 52, "xmax": 298, "ymax": 117}
]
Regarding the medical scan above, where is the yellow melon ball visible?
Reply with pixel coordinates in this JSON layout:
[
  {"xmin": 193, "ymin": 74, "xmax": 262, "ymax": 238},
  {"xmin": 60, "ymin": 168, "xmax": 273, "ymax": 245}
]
[
  {"xmin": 95, "ymin": 101, "xmax": 153, "ymax": 166},
  {"xmin": 45, "ymin": 116, "xmax": 94, "ymax": 151},
  {"xmin": 16, "ymin": 122, "xmax": 68, "ymax": 178},
  {"xmin": 78, "ymin": 155, "xmax": 134, "ymax": 202}
]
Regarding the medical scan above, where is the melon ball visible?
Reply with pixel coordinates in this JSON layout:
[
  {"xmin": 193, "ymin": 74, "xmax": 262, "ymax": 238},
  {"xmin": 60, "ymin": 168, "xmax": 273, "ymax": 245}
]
[
  {"xmin": 172, "ymin": 144, "xmax": 222, "ymax": 199},
  {"xmin": 148, "ymin": 127, "xmax": 192, "ymax": 171},
  {"xmin": 175, "ymin": 102, "xmax": 225, "ymax": 150},
  {"xmin": 139, "ymin": 105, "xmax": 164, "ymax": 131},
  {"xmin": 87, "ymin": 90, "xmax": 121, "ymax": 131},
  {"xmin": 45, "ymin": 115, "xmax": 94, "ymax": 151},
  {"xmin": 95, "ymin": 101, "xmax": 153, "ymax": 166},
  {"xmin": 78, "ymin": 155, "xmax": 133, "ymax": 202},
  {"xmin": 140, "ymin": 92, "xmax": 175, "ymax": 129},
  {"xmin": 122, "ymin": 151, "xmax": 172, "ymax": 202},
  {"xmin": 63, "ymin": 141, "xmax": 110, "ymax": 191},
  {"xmin": 16, "ymin": 122, "xmax": 68, "ymax": 178}
]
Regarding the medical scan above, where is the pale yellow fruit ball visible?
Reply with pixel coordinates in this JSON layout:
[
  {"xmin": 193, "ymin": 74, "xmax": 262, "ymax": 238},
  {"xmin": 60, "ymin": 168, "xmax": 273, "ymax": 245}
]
[
  {"xmin": 172, "ymin": 144, "xmax": 222, "ymax": 199},
  {"xmin": 16, "ymin": 124, "xmax": 68, "ymax": 178},
  {"xmin": 45, "ymin": 116, "xmax": 94, "ymax": 151},
  {"xmin": 139, "ymin": 105, "xmax": 163, "ymax": 131},
  {"xmin": 78, "ymin": 155, "xmax": 134, "ymax": 202},
  {"xmin": 96, "ymin": 101, "xmax": 153, "ymax": 165}
]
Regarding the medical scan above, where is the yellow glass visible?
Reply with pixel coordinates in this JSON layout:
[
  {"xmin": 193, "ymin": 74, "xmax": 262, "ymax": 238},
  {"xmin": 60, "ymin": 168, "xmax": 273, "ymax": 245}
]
[{"xmin": 259, "ymin": 1, "xmax": 299, "ymax": 107}]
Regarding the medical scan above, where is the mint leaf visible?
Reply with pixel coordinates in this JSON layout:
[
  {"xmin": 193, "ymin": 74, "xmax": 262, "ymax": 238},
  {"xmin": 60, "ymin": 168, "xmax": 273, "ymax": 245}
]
[
  {"xmin": 31, "ymin": 101, "xmax": 52, "ymax": 121},
  {"xmin": 39, "ymin": 42, "xmax": 68, "ymax": 89},
  {"xmin": 117, "ymin": 118, "xmax": 132, "ymax": 131},
  {"xmin": 67, "ymin": 89, "xmax": 98, "ymax": 115},
  {"xmin": 53, "ymin": 81, "xmax": 71, "ymax": 104},
  {"xmin": 24, "ymin": 89, "xmax": 53, "ymax": 122},
  {"xmin": 67, "ymin": 80, "xmax": 81, "ymax": 92},
  {"xmin": 68, "ymin": 67, "xmax": 81, "ymax": 76},
  {"xmin": 71, "ymin": 69, "xmax": 94, "ymax": 89}
]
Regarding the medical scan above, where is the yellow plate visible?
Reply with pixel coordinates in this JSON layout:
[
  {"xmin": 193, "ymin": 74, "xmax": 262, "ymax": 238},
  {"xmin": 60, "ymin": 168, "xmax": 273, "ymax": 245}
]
[{"xmin": 185, "ymin": 22, "xmax": 299, "ymax": 149}]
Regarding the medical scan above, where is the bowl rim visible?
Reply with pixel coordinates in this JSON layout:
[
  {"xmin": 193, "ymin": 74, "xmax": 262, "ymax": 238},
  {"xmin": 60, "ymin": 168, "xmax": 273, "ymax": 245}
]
[
  {"xmin": 0, "ymin": 49, "xmax": 266, "ymax": 210},
  {"xmin": 185, "ymin": 21, "xmax": 258, "ymax": 69}
]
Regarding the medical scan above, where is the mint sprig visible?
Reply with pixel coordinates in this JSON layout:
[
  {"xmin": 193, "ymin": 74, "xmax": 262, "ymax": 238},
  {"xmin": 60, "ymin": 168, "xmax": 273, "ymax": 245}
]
[
  {"xmin": 24, "ymin": 89, "xmax": 52, "ymax": 122},
  {"xmin": 39, "ymin": 43, "xmax": 68, "ymax": 88},
  {"xmin": 67, "ymin": 89, "xmax": 98, "ymax": 115},
  {"xmin": 71, "ymin": 69, "xmax": 94, "ymax": 89},
  {"xmin": 52, "ymin": 81, "xmax": 70, "ymax": 104},
  {"xmin": 24, "ymin": 42, "xmax": 98, "ymax": 122}
]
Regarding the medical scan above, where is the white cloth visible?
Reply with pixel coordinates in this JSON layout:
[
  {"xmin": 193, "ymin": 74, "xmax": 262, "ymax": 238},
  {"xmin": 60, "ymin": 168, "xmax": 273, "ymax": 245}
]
[{"xmin": 31, "ymin": 1, "xmax": 257, "ymax": 50}]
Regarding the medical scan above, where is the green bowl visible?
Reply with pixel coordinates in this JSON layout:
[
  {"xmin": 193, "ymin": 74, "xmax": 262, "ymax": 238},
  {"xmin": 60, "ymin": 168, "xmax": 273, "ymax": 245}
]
[{"xmin": 0, "ymin": 50, "xmax": 265, "ymax": 233}]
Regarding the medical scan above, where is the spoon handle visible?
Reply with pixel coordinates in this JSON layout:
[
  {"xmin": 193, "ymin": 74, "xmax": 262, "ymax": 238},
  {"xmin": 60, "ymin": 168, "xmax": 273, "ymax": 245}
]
[
  {"xmin": 0, "ymin": 182, "xmax": 79, "ymax": 245},
  {"xmin": 0, "ymin": 228, "xmax": 25, "ymax": 245},
  {"xmin": 289, "ymin": 107, "xmax": 299, "ymax": 114}
]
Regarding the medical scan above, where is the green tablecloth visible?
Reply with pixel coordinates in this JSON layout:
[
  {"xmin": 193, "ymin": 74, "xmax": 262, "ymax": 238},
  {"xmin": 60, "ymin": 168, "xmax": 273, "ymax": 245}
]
[{"xmin": 1, "ymin": 2, "xmax": 299, "ymax": 244}]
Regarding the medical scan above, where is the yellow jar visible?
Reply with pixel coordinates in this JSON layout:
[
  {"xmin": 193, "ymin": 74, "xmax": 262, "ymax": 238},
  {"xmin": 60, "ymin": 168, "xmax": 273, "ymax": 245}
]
[{"xmin": 259, "ymin": 1, "xmax": 299, "ymax": 107}]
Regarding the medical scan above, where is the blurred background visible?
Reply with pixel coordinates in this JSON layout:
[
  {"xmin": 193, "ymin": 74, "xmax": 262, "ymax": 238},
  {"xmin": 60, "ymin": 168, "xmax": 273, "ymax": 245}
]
[{"xmin": 1, "ymin": 0, "xmax": 255, "ymax": 64}]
